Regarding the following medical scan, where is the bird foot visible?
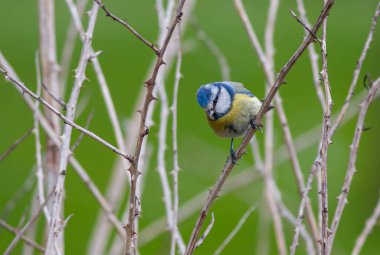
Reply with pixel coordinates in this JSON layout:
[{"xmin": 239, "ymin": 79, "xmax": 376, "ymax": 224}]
[{"xmin": 250, "ymin": 119, "xmax": 263, "ymax": 133}]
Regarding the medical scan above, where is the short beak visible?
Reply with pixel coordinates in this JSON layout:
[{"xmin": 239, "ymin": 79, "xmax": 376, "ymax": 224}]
[{"xmin": 206, "ymin": 109, "xmax": 215, "ymax": 120}]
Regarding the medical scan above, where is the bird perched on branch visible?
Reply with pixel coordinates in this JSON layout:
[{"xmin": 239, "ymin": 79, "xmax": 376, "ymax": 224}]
[{"xmin": 196, "ymin": 81, "xmax": 274, "ymax": 163}]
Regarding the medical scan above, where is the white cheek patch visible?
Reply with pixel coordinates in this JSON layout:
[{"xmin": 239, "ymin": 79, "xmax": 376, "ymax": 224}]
[{"xmin": 215, "ymin": 87, "xmax": 231, "ymax": 115}]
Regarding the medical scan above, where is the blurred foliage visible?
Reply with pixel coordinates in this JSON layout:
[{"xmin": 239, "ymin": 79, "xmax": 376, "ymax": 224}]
[{"xmin": 0, "ymin": 0, "xmax": 380, "ymax": 254}]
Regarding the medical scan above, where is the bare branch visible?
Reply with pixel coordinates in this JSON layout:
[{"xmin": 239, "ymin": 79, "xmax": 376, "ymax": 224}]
[
  {"xmin": 330, "ymin": 2, "xmax": 380, "ymax": 134},
  {"xmin": 170, "ymin": 26, "xmax": 185, "ymax": 255},
  {"xmin": 319, "ymin": 5, "xmax": 333, "ymax": 254},
  {"xmin": 290, "ymin": 164, "xmax": 318, "ymax": 255},
  {"xmin": 0, "ymin": 128, "xmax": 34, "ymax": 162},
  {"xmin": 192, "ymin": 19, "xmax": 230, "ymax": 81},
  {"xmin": 234, "ymin": 0, "xmax": 319, "ymax": 244},
  {"xmin": 45, "ymin": 3, "xmax": 100, "ymax": 253},
  {"xmin": 60, "ymin": 0, "xmax": 89, "ymax": 91},
  {"xmin": 214, "ymin": 205, "xmax": 256, "ymax": 255},
  {"xmin": 279, "ymin": 202, "xmax": 316, "ymax": 255},
  {"xmin": 195, "ymin": 212, "xmax": 215, "ymax": 249},
  {"xmin": 352, "ymin": 193, "xmax": 380, "ymax": 255},
  {"xmin": 35, "ymin": 52, "xmax": 51, "ymax": 222},
  {"xmin": 329, "ymin": 77, "xmax": 380, "ymax": 253},
  {"xmin": 0, "ymin": 67, "xmax": 133, "ymax": 162},
  {"xmin": 70, "ymin": 109, "xmax": 95, "ymax": 153},
  {"xmin": 0, "ymin": 53, "xmax": 125, "ymax": 240},
  {"xmin": 264, "ymin": 1, "xmax": 288, "ymax": 254},
  {"xmin": 93, "ymin": 0, "xmax": 160, "ymax": 55},
  {"xmin": 293, "ymin": 1, "xmax": 325, "ymax": 111},
  {"xmin": 289, "ymin": 9, "xmax": 321, "ymax": 44},
  {"xmin": 41, "ymin": 82, "xmax": 67, "ymax": 110},
  {"xmin": 0, "ymin": 219, "xmax": 45, "ymax": 253},
  {"xmin": 124, "ymin": 0, "xmax": 189, "ymax": 252}
]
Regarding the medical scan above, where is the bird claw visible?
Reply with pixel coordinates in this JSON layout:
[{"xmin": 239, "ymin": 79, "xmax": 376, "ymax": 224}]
[{"xmin": 250, "ymin": 119, "xmax": 263, "ymax": 133}]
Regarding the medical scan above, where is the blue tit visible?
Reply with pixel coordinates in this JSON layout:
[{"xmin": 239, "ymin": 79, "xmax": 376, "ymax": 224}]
[{"xmin": 196, "ymin": 81, "xmax": 273, "ymax": 163}]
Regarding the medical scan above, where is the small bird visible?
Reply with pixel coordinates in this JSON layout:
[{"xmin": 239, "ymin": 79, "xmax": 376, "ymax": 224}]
[{"xmin": 196, "ymin": 81, "xmax": 273, "ymax": 163}]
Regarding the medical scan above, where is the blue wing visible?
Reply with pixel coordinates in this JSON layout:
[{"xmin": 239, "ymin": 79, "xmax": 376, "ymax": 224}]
[{"xmin": 224, "ymin": 81, "xmax": 254, "ymax": 97}]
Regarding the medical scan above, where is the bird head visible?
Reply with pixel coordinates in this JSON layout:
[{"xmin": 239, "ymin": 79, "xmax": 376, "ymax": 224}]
[{"xmin": 196, "ymin": 82, "xmax": 234, "ymax": 121}]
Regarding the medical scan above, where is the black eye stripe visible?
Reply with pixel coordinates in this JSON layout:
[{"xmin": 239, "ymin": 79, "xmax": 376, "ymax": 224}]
[{"xmin": 213, "ymin": 87, "xmax": 221, "ymax": 107}]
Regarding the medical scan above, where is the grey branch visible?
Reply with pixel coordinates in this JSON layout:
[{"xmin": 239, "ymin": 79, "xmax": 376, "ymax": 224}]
[
  {"xmin": 0, "ymin": 67, "xmax": 133, "ymax": 162},
  {"xmin": 352, "ymin": 192, "xmax": 380, "ymax": 255},
  {"xmin": 328, "ymin": 77, "xmax": 380, "ymax": 253}
]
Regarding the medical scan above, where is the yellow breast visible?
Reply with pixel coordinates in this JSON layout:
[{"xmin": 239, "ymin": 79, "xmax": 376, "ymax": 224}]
[{"xmin": 207, "ymin": 94, "xmax": 261, "ymax": 138}]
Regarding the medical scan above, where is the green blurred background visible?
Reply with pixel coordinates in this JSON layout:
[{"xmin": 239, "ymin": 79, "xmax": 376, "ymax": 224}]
[{"xmin": 1, "ymin": 0, "xmax": 380, "ymax": 254}]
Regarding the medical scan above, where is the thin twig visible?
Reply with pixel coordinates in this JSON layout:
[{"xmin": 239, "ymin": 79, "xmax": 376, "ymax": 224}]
[
  {"xmin": 184, "ymin": 1, "xmax": 335, "ymax": 254},
  {"xmin": 0, "ymin": 219, "xmax": 45, "ymax": 253},
  {"xmin": 319, "ymin": 4, "xmax": 333, "ymax": 254},
  {"xmin": 263, "ymin": 0, "xmax": 288, "ymax": 254},
  {"xmin": 63, "ymin": 1, "xmax": 133, "ymax": 251},
  {"xmin": 0, "ymin": 128, "xmax": 34, "ymax": 161},
  {"xmin": 88, "ymin": 0, "xmax": 197, "ymax": 250},
  {"xmin": 291, "ymin": 4, "xmax": 380, "ymax": 250},
  {"xmin": 70, "ymin": 109, "xmax": 95, "ymax": 153},
  {"xmin": 69, "ymin": 157, "xmax": 126, "ymax": 238},
  {"xmin": 1, "ymin": 171, "xmax": 35, "ymax": 219},
  {"xmin": 213, "ymin": 205, "xmax": 256, "ymax": 255},
  {"xmin": 4, "ymin": 191, "xmax": 53, "ymax": 255},
  {"xmin": 35, "ymin": 52, "xmax": 50, "ymax": 222},
  {"xmin": 0, "ymin": 67, "xmax": 133, "ymax": 162},
  {"xmin": 124, "ymin": 0, "xmax": 189, "ymax": 253},
  {"xmin": 195, "ymin": 212, "xmax": 215, "ymax": 248},
  {"xmin": 290, "ymin": 164, "xmax": 318, "ymax": 255},
  {"xmin": 140, "ymin": 170, "xmax": 260, "ymax": 246},
  {"xmin": 60, "ymin": 0, "xmax": 89, "ymax": 91},
  {"xmin": 279, "ymin": 202, "xmax": 316, "ymax": 255},
  {"xmin": 295, "ymin": 0, "xmax": 325, "ymax": 110},
  {"xmin": 45, "ymin": 3, "xmax": 100, "ymax": 253},
  {"xmin": 329, "ymin": 77, "xmax": 380, "ymax": 254},
  {"xmin": 0, "ymin": 54, "xmax": 125, "ymax": 240},
  {"xmin": 330, "ymin": 2, "xmax": 380, "ymax": 135},
  {"xmin": 192, "ymin": 19, "xmax": 230, "ymax": 81},
  {"xmin": 352, "ymin": 192, "xmax": 380, "ymax": 255},
  {"xmin": 41, "ymin": 82, "xmax": 67, "ymax": 110},
  {"xmin": 289, "ymin": 9, "xmax": 321, "ymax": 44},
  {"xmin": 170, "ymin": 25, "xmax": 184, "ymax": 255},
  {"xmin": 38, "ymin": 4, "xmax": 62, "ymax": 243},
  {"xmin": 93, "ymin": 0, "xmax": 160, "ymax": 55}
]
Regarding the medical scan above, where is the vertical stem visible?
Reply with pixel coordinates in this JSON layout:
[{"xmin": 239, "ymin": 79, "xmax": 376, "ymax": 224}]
[
  {"xmin": 263, "ymin": 1, "xmax": 287, "ymax": 254},
  {"xmin": 170, "ymin": 26, "xmax": 183, "ymax": 255},
  {"xmin": 38, "ymin": 0, "xmax": 62, "ymax": 251},
  {"xmin": 45, "ymin": 3, "xmax": 99, "ymax": 254},
  {"xmin": 319, "ymin": 2, "xmax": 332, "ymax": 253}
]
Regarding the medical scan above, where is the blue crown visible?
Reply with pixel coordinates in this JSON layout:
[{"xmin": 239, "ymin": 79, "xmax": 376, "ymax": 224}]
[{"xmin": 196, "ymin": 86, "xmax": 211, "ymax": 108}]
